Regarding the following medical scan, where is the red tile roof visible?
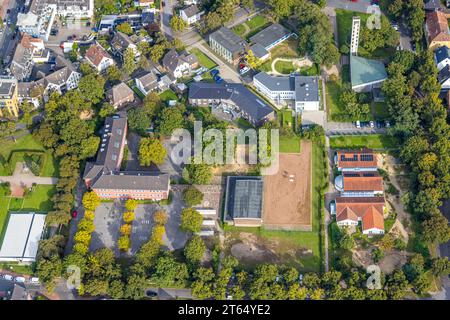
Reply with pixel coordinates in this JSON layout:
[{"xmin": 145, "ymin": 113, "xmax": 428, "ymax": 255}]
[
  {"xmin": 85, "ymin": 43, "xmax": 112, "ymax": 67},
  {"xmin": 426, "ymin": 11, "xmax": 450, "ymax": 44},
  {"xmin": 335, "ymin": 196, "xmax": 385, "ymax": 231},
  {"xmin": 342, "ymin": 171, "xmax": 383, "ymax": 192},
  {"xmin": 337, "ymin": 149, "xmax": 377, "ymax": 169}
]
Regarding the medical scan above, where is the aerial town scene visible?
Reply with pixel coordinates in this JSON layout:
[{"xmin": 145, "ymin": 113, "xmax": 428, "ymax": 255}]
[{"xmin": 0, "ymin": 0, "xmax": 449, "ymax": 305}]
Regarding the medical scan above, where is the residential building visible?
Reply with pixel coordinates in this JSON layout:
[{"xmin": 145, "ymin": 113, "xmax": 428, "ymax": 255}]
[
  {"xmin": 249, "ymin": 43, "xmax": 270, "ymax": 61},
  {"xmin": 162, "ymin": 49, "xmax": 199, "ymax": 79},
  {"xmin": 0, "ymin": 76, "xmax": 19, "ymax": 118},
  {"xmin": 332, "ymin": 197, "xmax": 385, "ymax": 235},
  {"xmin": 17, "ymin": 0, "xmax": 57, "ymax": 41},
  {"xmin": 48, "ymin": 0, "xmax": 94, "ymax": 18},
  {"xmin": 106, "ymin": 82, "xmax": 135, "ymax": 109},
  {"xmin": 334, "ymin": 171, "xmax": 384, "ymax": 197},
  {"xmin": 350, "ymin": 55, "xmax": 387, "ymax": 92},
  {"xmin": 111, "ymin": 31, "xmax": 139, "ymax": 60},
  {"xmin": 85, "ymin": 43, "xmax": 115, "ymax": 73},
  {"xmin": 10, "ymin": 33, "xmax": 50, "ymax": 81},
  {"xmin": 253, "ymin": 72, "xmax": 320, "ymax": 112},
  {"xmin": 209, "ymin": 27, "xmax": 248, "ymax": 65},
  {"xmin": 179, "ymin": 5, "xmax": 203, "ymax": 25},
  {"xmin": 425, "ymin": 11, "xmax": 450, "ymax": 50},
  {"xmin": 189, "ymin": 81, "xmax": 275, "ymax": 126},
  {"xmin": 435, "ymin": 46, "xmax": 450, "ymax": 71},
  {"xmin": 224, "ymin": 176, "xmax": 264, "ymax": 227},
  {"xmin": 439, "ymin": 64, "xmax": 450, "ymax": 90},
  {"xmin": 335, "ymin": 149, "xmax": 378, "ymax": 172},
  {"xmin": 135, "ymin": 71, "xmax": 159, "ymax": 96},
  {"xmin": 83, "ymin": 112, "xmax": 170, "ymax": 200},
  {"xmin": 249, "ymin": 23, "xmax": 293, "ymax": 51}
]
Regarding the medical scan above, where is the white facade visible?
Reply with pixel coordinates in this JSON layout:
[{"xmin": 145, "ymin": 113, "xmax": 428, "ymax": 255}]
[
  {"xmin": 441, "ymin": 77, "xmax": 450, "ymax": 90},
  {"xmin": 362, "ymin": 227, "xmax": 385, "ymax": 235},
  {"xmin": 336, "ymin": 219, "xmax": 359, "ymax": 227},
  {"xmin": 172, "ymin": 61, "xmax": 190, "ymax": 79},
  {"xmin": 253, "ymin": 76, "xmax": 320, "ymax": 113},
  {"xmin": 179, "ymin": 9, "xmax": 203, "ymax": 25},
  {"xmin": 55, "ymin": 0, "xmax": 94, "ymax": 18},
  {"xmin": 436, "ymin": 56, "xmax": 450, "ymax": 71}
]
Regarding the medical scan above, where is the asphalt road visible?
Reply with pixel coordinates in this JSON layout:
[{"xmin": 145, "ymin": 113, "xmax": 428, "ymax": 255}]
[
  {"xmin": 161, "ymin": 0, "xmax": 175, "ymax": 40},
  {"xmin": 0, "ymin": 0, "xmax": 24, "ymax": 66}
]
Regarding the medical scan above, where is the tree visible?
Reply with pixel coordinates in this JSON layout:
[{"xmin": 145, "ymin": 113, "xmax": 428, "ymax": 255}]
[
  {"xmin": 116, "ymin": 22, "xmax": 133, "ymax": 35},
  {"xmin": 151, "ymin": 254, "xmax": 189, "ymax": 287},
  {"xmin": 182, "ymin": 186, "xmax": 204, "ymax": 206},
  {"xmin": 123, "ymin": 48, "xmax": 137, "ymax": 75},
  {"xmin": 180, "ymin": 208, "xmax": 203, "ymax": 233},
  {"xmin": 157, "ymin": 107, "xmax": 184, "ymax": 135},
  {"xmin": 241, "ymin": 0, "xmax": 254, "ymax": 10},
  {"xmin": 149, "ymin": 43, "xmax": 166, "ymax": 63},
  {"xmin": 36, "ymin": 255, "xmax": 62, "ymax": 292},
  {"xmin": 421, "ymin": 213, "xmax": 450, "ymax": 244},
  {"xmin": 36, "ymin": 235, "xmax": 66, "ymax": 261},
  {"xmin": 202, "ymin": 12, "xmax": 222, "ymax": 34},
  {"xmin": 78, "ymin": 74, "xmax": 105, "ymax": 104},
  {"xmin": 152, "ymin": 225, "xmax": 165, "ymax": 244},
  {"xmin": 74, "ymin": 231, "xmax": 92, "ymax": 246},
  {"xmin": 84, "ymin": 279, "xmax": 109, "ymax": 296},
  {"xmin": 182, "ymin": 163, "xmax": 212, "ymax": 184},
  {"xmin": 78, "ymin": 218, "xmax": 95, "ymax": 233},
  {"xmin": 184, "ymin": 235, "xmax": 206, "ymax": 265},
  {"xmin": 82, "ymin": 191, "xmax": 100, "ymax": 211},
  {"xmin": 153, "ymin": 210, "xmax": 168, "ymax": 225},
  {"xmin": 431, "ymin": 257, "xmax": 450, "ymax": 276},
  {"xmin": 99, "ymin": 103, "xmax": 116, "ymax": 118},
  {"xmin": 379, "ymin": 233, "xmax": 395, "ymax": 251},
  {"xmin": 120, "ymin": 223, "xmax": 132, "ymax": 235},
  {"xmin": 138, "ymin": 137, "xmax": 167, "ymax": 166},
  {"xmin": 118, "ymin": 235, "xmax": 131, "ymax": 251},
  {"xmin": 106, "ymin": 65, "xmax": 122, "ymax": 83},
  {"xmin": 267, "ymin": 0, "xmax": 295, "ymax": 19},
  {"xmin": 372, "ymin": 247, "xmax": 384, "ymax": 263},
  {"xmin": 123, "ymin": 211, "xmax": 135, "ymax": 224},
  {"xmin": 108, "ymin": 280, "xmax": 124, "ymax": 299},
  {"xmin": 125, "ymin": 199, "xmax": 138, "ymax": 212},
  {"xmin": 339, "ymin": 232, "xmax": 355, "ymax": 250},
  {"xmin": 246, "ymin": 50, "xmax": 262, "ymax": 69},
  {"xmin": 128, "ymin": 108, "xmax": 151, "ymax": 135},
  {"xmin": 80, "ymin": 62, "xmax": 94, "ymax": 75},
  {"xmin": 125, "ymin": 274, "xmax": 147, "ymax": 299},
  {"xmin": 170, "ymin": 15, "xmax": 187, "ymax": 32},
  {"xmin": 386, "ymin": 269, "xmax": 410, "ymax": 300}
]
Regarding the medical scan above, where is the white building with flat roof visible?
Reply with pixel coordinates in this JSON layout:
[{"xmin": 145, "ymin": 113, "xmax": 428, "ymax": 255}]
[{"xmin": 0, "ymin": 212, "xmax": 46, "ymax": 263}]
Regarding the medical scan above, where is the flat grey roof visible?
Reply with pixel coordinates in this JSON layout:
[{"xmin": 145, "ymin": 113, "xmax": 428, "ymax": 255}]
[
  {"xmin": 209, "ymin": 27, "xmax": 248, "ymax": 54},
  {"xmin": 249, "ymin": 23, "xmax": 291, "ymax": 49},
  {"xmin": 91, "ymin": 172, "xmax": 170, "ymax": 191},
  {"xmin": 226, "ymin": 176, "xmax": 263, "ymax": 219},
  {"xmin": 249, "ymin": 43, "xmax": 269, "ymax": 59}
]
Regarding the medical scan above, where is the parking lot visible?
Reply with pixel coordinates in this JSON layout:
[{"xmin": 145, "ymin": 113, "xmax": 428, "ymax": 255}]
[
  {"xmin": 46, "ymin": 19, "xmax": 93, "ymax": 49},
  {"xmin": 325, "ymin": 121, "xmax": 388, "ymax": 136},
  {"xmin": 90, "ymin": 190, "xmax": 188, "ymax": 255}
]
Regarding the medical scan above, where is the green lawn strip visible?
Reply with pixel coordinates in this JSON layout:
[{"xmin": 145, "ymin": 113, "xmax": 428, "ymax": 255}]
[
  {"xmin": 279, "ymin": 136, "xmax": 301, "ymax": 153},
  {"xmin": 232, "ymin": 24, "xmax": 247, "ymax": 37},
  {"xmin": 274, "ymin": 60, "xmax": 295, "ymax": 74},
  {"xmin": 0, "ymin": 197, "xmax": 10, "ymax": 247},
  {"xmin": 0, "ymin": 262, "xmax": 34, "ymax": 275},
  {"xmin": 336, "ymin": 9, "xmax": 370, "ymax": 48},
  {"xmin": 190, "ymin": 48, "xmax": 217, "ymax": 69},
  {"xmin": 329, "ymin": 134, "xmax": 399, "ymax": 150},
  {"xmin": 8, "ymin": 198, "xmax": 24, "ymax": 211},
  {"xmin": 326, "ymin": 80, "xmax": 347, "ymax": 121},
  {"xmin": 131, "ymin": 85, "xmax": 146, "ymax": 100},
  {"xmin": 246, "ymin": 15, "xmax": 268, "ymax": 31},
  {"xmin": 159, "ymin": 89, "xmax": 178, "ymax": 102},
  {"xmin": 281, "ymin": 109, "xmax": 293, "ymax": 128}
]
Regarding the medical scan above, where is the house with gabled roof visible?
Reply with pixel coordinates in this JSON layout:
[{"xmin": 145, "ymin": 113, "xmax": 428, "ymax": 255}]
[
  {"xmin": 334, "ymin": 171, "xmax": 384, "ymax": 197},
  {"xmin": 106, "ymin": 82, "xmax": 135, "ymax": 109},
  {"xmin": 179, "ymin": 5, "xmax": 203, "ymax": 25},
  {"xmin": 111, "ymin": 31, "xmax": 140, "ymax": 60},
  {"xmin": 434, "ymin": 46, "xmax": 450, "ymax": 71},
  {"xmin": 425, "ymin": 10, "xmax": 450, "ymax": 50},
  {"xmin": 162, "ymin": 49, "xmax": 199, "ymax": 79},
  {"xmin": 85, "ymin": 42, "xmax": 115, "ymax": 73},
  {"xmin": 335, "ymin": 149, "xmax": 378, "ymax": 172},
  {"xmin": 135, "ymin": 71, "xmax": 159, "ymax": 96}
]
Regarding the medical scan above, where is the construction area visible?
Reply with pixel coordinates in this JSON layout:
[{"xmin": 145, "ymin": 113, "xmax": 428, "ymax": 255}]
[{"xmin": 262, "ymin": 141, "xmax": 312, "ymax": 231}]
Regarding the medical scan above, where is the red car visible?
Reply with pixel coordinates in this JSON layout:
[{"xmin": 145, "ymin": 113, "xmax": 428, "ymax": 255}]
[{"xmin": 71, "ymin": 210, "xmax": 78, "ymax": 218}]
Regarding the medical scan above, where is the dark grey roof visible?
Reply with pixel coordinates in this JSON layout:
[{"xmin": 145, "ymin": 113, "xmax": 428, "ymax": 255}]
[
  {"xmin": 254, "ymin": 72, "xmax": 320, "ymax": 102},
  {"xmin": 182, "ymin": 5, "xmax": 199, "ymax": 18},
  {"xmin": 141, "ymin": 11, "xmax": 155, "ymax": 24},
  {"xmin": 249, "ymin": 43, "xmax": 269, "ymax": 59},
  {"xmin": 112, "ymin": 32, "xmax": 134, "ymax": 52},
  {"xmin": 106, "ymin": 82, "xmax": 134, "ymax": 105},
  {"xmin": 249, "ymin": 23, "xmax": 291, "ymax": 49},
  {"xmin": 0, "ymin": 77, "xmax": 17, "ymax": 97},
  {"xmin": 435, "ymin": 46, "xmax": 450, "ymax": 64},
  {"xmin": 226, "ymin": 176, "xmax": 263, "ymax": 219},
  {"xmin": 189, "ymin": 81, "xmax": 274, "ymax": 122},
  {"xmin": 91, "ymin": 172, "xmax": 170, "ymax": 191},
  {"xmin": 438, "ymin": 65, "xmax": 450, "ymax": 83},
  {"xmin": 424, "ymin": 0, "xmax": 444, "ymax": 10},
  {"xmin": 162, "ymin": 49, "xmax": 198, "ymax": 74},
  {"xmin": 209, "ymin": 27, "xmax": 248, "ymax": 54},
  {"xmin": 95, "ymin": 113, "xmax": 127, "ymax": 173},
  {"xmin": 137, "ymin": 71, "xmax": 158, "ymax": 92}
]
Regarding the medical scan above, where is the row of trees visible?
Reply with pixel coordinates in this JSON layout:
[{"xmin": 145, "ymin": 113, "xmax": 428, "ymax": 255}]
[
  {"xmin": 383, "ymin": 0, "xmax": 424, "ymax": 44},
  {"xmin": 118, "ymin": 199, "xmax": 139, "ymax": 251}
]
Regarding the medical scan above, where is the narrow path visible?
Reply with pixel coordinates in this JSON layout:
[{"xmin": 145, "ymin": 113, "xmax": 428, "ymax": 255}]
[{"xmin": 269, "ymin": 57, "xmax": 313, "ymax": 76}]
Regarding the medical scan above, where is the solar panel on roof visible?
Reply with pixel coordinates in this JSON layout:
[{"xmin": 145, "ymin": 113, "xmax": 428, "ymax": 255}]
[
  {"xmin": 340, "ymin": 154, "xmax": 358, "ymax": 162},
  {"xmin": 360, "ymin": 154, "xmax": 374, "ymax": 161}
]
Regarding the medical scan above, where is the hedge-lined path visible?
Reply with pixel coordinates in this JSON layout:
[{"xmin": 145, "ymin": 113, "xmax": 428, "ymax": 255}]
[{"xmin": 0, "ymin": 162, "xmax": 58, "ymax": 188}]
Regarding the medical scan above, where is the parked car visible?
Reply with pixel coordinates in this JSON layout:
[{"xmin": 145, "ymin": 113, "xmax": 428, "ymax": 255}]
[
  {"xmin": 216, "ymin": 77, "xmax": 224, "ymax": 84},
  {"xmin": 376, "ymin": 121, "xmax": 382, "ymax": 128},
  {"xmin": 356, "ymin": 120, "xmax": 361, "ymax": 128},
  {"xmin": 370, "ymin": 121, "xmax": 375, "ymax": 128},
  {"xmin": 239, "ymin": 66, "xmax": 250, "ymax": 75},
  {"xmin": 2, "ymin": 274, "xmax": 14, "ymax": 281},
  {"xmin": 146, "ymin": 290, "xmax": 158, "ymax": 297},
  {"xmin": 385, "ymin": 120, "xmax": 390, "ymax": 128},
  {"xmin": 15, "ymin": 277, "xmax": 26, "ymax": 283},
  {"xmin": 210, "ymin": 69, "xmax": 219, "ymax": 77},
  {"xmin": 30, "ymin": 277, "xmax": 40, "ymax": 284},
  {"xmin": 71, "ymin": 210, "xmax": 78, "ymax": 218}
]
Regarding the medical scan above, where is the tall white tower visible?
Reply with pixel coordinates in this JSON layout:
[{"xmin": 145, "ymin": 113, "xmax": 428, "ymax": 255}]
[{"xmin": 350, "ymin": 16, "xmax": 361, "ymax": 56}]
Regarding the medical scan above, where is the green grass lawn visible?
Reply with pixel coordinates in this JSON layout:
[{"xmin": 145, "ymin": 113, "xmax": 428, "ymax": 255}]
[
  {"xmin": 190, "ymin": 48, "xmax": 217, "ymax": 69},
  {"xmin": 326, "ymin": 80, "xmax": 347, "ymax": 121},
  {"xmin": 329, "ymin": 134, "xmax": 399, "ymax": 149},
  {"xmin": 159, "ymin": 89, "xmax": 178, "ymax": 102},
  {"xmin": 300, "ymin": 64, "xmax": 319, "ymax": 76},
  {"xmin": 274, "ymin": 60, "xmax": 295, "ymax": 74},
  {"xmin": 279, "ymin": 136, "xmax": 301, "ymax": 153},
  {"xmin": 336, "ymin": 9, "xmax": 370, "ymax": 48},
  {"xmin": 280, "ymin": 109, "xmax": 293, "ymax": 128},
  {"xmin": 0, "ymin": 134, "xmax": 58, "ymax": 177},
  {"xmin": 246, "ymin": 15, "xmax": 268, "ymax": 31},
  {"xmin": 232, "ymin": 24, "xmax": 247, "ymax": 37}
]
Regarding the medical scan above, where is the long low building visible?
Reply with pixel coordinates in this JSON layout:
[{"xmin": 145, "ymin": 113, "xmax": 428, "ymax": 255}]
[
  {"xmin": 188, "ymin": 81, "xmax": 275, "ymax": 126},
  {"xmin": 335, "ymin": 171, "xmax": 384, "ymax": 197},
  {"xmin": 253, "ymin": 72, "xmax": 320, "ymax": 112},
  {"xmin": 335, "ymin": 149, "xmax": 378, "ymax": 172},
  {"xmin": 0, "ymin": 212, "xmax": 46, "ymax": 263},
  {"xmin": 83, "ymin": 112, "xmax": 170, "ymax": 200}
]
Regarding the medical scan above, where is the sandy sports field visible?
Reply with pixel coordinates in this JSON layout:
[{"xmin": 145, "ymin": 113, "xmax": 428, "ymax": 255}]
[{"xmin": 262, "ymin": 141, "xmax": 312, "ymax": 231}]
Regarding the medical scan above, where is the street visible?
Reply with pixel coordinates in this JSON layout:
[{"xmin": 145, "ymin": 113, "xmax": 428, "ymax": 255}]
[
  {"xmin": 160, "ymin": 0, "xmax": 175, "ymax": 40},
  {"xmin": 0, "ymin": 0, "xmax": 24, "ymax": 66}
]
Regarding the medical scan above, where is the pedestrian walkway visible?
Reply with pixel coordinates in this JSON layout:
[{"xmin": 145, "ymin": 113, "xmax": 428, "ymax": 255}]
[{"xmin": 0, "ymin": 162, "xmax": 58, "ymax": 188}]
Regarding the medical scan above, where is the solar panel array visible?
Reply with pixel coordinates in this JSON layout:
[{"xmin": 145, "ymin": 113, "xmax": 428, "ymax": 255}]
[
  {"xmin": 341, "ymin": 154, "xmax": 358, "ymax": 162},
  {"xmin": 360, "ymin": 154, "xmax": 374, "ymax": 162},
  {"xmin": 232, "ymin": 179, "xmax": 263, "ymax": 218},
  {"xmin": 340, "ymin": 154, "xmax": 374, "ymax": 162}
]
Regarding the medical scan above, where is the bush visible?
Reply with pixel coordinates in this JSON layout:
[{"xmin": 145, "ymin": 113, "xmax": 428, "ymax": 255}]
[
  {"xmin": 180, "ymin": 208, "xmax": 203, "ymax": 233},
  {"xmin": 120, "ymin": 224, "xmax": 132, "ymax": 236},
  {"xmin": 73, "ymin": 243, "xmax": 89, "ymax": 255},
  {"xmin": 118, "ymin": 236, "xmax": 131, "ymax": 251},
  {"xmin": 372, "ymin": 248, "xmax": 384, "ymax": 263},
  {"xmin": 82, "ymin": 191, "xmax": 100, "ymax": 211},
  {"xmin": 84, "ymin": 210, "xmax": 95, "ymax": 221},
  {"xmin": 394, "ymin": 238, "xmax": 407, "ymax": 250},
  {"xmin": 153, "ymin": 210, "xmax": 168, "ymax": 226},
  {"xmin": 74, "ymin": 231, "xmax": 92, "ymax": 246},
  {"xmin": 182, "ymin": 186, "xmax": 204, "ymax": 206},
  {"xmin": 77, "ymin": 218, "xmax": 95, "ymax": 233},
  {"xmin": 151, "ymin": 225, "xmax": 165, "ymax": 244},
  {"xmin": 123, "ymin": 211, "xmax": 135, "ymax": 224},
  {"xmin": 24, "ymin": 153, "xmax": 42, "ymax": 176},
  {"xmin": 125, "ymin": 199, "xmax": 138, "ymax": 212}
]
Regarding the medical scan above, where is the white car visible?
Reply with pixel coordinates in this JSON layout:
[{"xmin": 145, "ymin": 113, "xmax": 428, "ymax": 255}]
[
  {"xmin": 370, "ymin": 121, "xmax": 375, "ymax": 128},
  {"xmin": 3, "ymin": 274, "xmax": 14, "ymax": 281},
  {"xmin": 385, "ymin": 120, "xmax": 390, "ymax": 128},
  {"xmin": 30, "ymin": 277, "xmax": 40, "ymax": 284},
  {"xmin": 15, "ymin": 276, "xmax": 26, "ymax": 283},
  {"xmin": 356, "ymin": 120, "xmax": 361, "ymax": 128},
  {"xmin": 239, "ymin": 66, "xmax": 250, "ymax": 75}
]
